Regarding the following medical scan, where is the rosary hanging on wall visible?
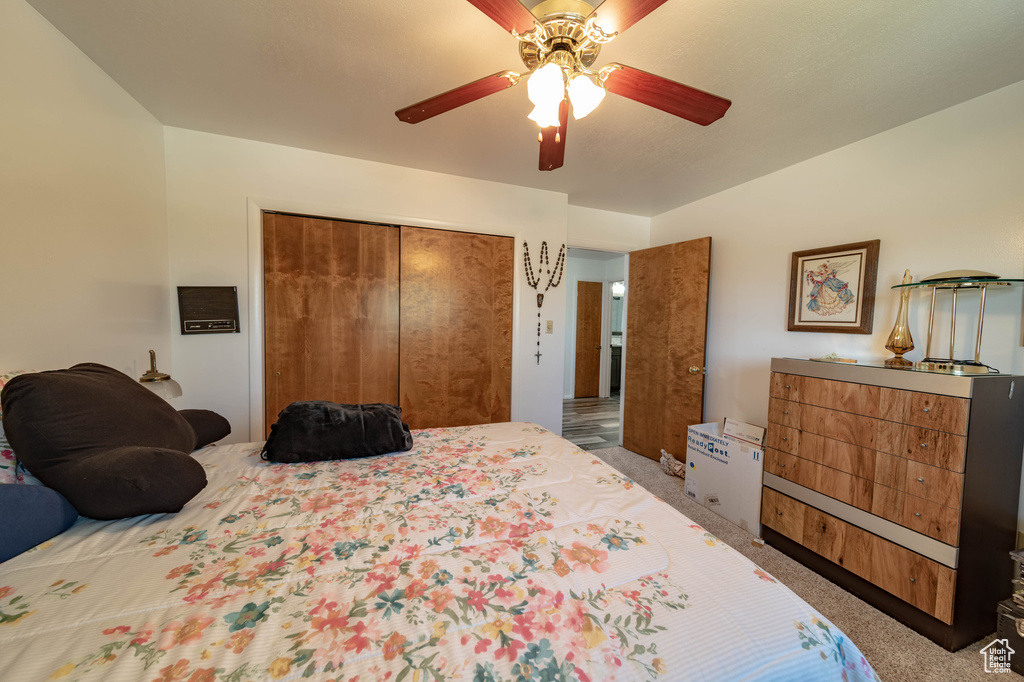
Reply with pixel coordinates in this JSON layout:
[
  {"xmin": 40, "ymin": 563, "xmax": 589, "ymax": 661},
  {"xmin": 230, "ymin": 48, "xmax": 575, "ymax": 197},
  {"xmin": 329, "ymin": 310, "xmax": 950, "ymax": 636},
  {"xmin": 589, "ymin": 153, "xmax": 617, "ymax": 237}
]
[{"xmin": 523, "ymin": 241, "xmax": 566, "ymax": 364}]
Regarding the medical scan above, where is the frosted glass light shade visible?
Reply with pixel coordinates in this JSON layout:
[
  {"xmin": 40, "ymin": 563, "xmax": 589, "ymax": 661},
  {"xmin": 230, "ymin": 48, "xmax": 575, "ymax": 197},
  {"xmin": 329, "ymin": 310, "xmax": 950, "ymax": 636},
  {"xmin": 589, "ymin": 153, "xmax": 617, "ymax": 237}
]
[
  {"xmin": 143, "ymin": 378, "xmax": 183, "ymax": 400},
  {"xmin": 527, "ymin": 63, "xmax": 566, "ymax": 127},
  {"xmin": 567, "ymin": 73, "xmax": 606, "ymax": 119},
  {"xmin": 527, "ymin": 102, "xmax": 563, "ymax": 128},
  {"xmin": 139, "ymin": 349, "xmax": 182, "ymax": 401}
]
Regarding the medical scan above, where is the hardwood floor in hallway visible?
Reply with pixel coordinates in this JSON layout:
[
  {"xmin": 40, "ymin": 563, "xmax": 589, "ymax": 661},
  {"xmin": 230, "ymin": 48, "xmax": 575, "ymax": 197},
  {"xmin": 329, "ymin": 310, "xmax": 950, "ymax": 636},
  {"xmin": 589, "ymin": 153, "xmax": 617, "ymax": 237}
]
[{"xmin": 562, "ymin": 394, "xmax": 620, "ymax": 450}]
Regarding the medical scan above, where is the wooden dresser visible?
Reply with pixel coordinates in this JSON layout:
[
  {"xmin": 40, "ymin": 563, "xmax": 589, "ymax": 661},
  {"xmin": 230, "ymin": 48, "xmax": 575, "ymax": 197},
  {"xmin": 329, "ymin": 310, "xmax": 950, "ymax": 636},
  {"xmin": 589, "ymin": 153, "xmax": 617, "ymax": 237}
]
[{"xmin": 761, "ymin": 358, "xmax": 1024, "ymax": 650}]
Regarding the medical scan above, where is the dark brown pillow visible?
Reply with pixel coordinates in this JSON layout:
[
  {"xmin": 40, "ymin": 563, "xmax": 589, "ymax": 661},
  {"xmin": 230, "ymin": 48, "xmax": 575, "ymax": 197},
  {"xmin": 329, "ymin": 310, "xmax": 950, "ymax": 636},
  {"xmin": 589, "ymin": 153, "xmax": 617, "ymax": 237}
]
[
  {"xmin": 0, "ymin": 363, "xmax": 206, "ymax": 519},
  {"xmin": 179, "ymin": 409, "xmax": 231, "ymax": 448}
]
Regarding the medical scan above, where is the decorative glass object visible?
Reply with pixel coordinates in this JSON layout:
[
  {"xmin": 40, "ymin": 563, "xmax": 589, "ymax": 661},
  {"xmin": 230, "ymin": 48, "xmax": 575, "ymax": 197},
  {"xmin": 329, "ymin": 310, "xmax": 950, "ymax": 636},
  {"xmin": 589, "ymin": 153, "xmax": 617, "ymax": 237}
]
[{"xmin": 885, "ymin": 270, "xmax": 915, "ymax": 367}]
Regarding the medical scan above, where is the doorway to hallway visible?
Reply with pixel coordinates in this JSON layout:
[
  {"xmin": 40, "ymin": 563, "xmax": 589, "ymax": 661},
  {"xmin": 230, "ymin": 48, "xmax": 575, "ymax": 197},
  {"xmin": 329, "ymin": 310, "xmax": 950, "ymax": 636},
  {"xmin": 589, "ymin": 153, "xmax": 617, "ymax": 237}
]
[{"xmin": 562, "ymin": 394, "xmax": 620, "ymax": 450}]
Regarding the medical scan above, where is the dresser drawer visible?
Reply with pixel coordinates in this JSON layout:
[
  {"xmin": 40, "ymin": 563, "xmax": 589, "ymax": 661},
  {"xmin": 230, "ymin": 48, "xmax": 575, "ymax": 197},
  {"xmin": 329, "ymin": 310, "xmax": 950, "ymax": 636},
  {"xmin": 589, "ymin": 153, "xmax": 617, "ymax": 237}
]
[
  {"xmin": 761, "ymin": 487, "xmax": 804, "ymax": 542},
  {"xmin": 870, "ymin": 484, "xmax": 961, "ymax": 545},
  {"xmin": 881, "ymin": 388, "xmax": 969, "ymax": 436},
  {"xmin": 872, "ymin": 533, "xmax": 956, "ymax": 624},
  {"xmin": 905, "ymin": 461, "xmax": 963, "ymax": 509},
  {"xmin": 877, "ymin": 423, "xmax": 967, "ymax": 473},
  {"xmin": 767, "ymin": 424, "xmax": 875, "ymax": 479},
  {"xmin": 771, "ymin": 372, "xmax": 881, "ymax": 418},
  {"xmin": 765, "ymin": 448, "xmax": 872, "ymax": 511},
  {"xmin": 771, "ymin": 372, "xmax": 970, "ymax": 436},
  {"xmin": 764, "ymin": 488, "xmax": 956, "ymax": 623},
  {"xmin": 768, "ymin": 398, "xmax": 880, "ymax": 449},
  {"xmin": 770, "ymin": 398, "xmax": 967, "ymax": 472}
]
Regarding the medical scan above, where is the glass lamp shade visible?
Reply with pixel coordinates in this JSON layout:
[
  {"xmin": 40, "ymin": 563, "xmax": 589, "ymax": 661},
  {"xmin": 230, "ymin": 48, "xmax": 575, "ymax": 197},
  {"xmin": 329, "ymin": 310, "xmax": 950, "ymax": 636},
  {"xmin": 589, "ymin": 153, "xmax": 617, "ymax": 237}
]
[
  {"xmin": 142, "ymin": 378, "xmax": 183, "ymax": 400},
  {"xmin": 139, "ymin": 349, "xmax": 182, "ymax": 401},
  {"xmin": 567, "ymin": 73, "xmax": 606, "ymax": 119},
  {"xmin": 527, "ymin": 63, "xmax": 566, "ymax": 127}
]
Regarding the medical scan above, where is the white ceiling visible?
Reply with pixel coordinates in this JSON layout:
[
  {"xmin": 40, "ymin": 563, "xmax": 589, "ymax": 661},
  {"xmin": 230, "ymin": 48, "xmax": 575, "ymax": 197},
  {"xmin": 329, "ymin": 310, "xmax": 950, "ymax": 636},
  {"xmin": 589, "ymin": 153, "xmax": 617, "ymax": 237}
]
[{"xmin": 27, "ymin": 0, "xmax": 1024, "ymax": 217}]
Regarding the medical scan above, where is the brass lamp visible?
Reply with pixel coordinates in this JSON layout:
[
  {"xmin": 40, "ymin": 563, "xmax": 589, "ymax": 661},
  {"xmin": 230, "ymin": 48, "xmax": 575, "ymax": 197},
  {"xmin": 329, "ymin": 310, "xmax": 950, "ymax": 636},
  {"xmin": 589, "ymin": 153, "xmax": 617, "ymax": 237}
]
[{"xmin": 139, "ymin": 350, "xmax": 182, "ymax": 399}]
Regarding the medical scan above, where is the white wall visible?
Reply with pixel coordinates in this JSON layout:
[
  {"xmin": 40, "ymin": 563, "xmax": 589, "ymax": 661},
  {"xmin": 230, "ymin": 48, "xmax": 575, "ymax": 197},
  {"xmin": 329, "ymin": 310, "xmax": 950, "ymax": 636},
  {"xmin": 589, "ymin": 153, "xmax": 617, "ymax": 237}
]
[
  {"xmin": 651, "ymin": 80, "xmax": 1024, "ymax": 525},
  {"xmin": 0, "ymin": 0, "xmax": 170, "ymax": 376},
  {"xmin": 568, "ymin": 205, "xmax": 650, "ymax": 252},
  {"xmin": 164, "ymin": 127, "xmax": 571, "ymax": 440}
]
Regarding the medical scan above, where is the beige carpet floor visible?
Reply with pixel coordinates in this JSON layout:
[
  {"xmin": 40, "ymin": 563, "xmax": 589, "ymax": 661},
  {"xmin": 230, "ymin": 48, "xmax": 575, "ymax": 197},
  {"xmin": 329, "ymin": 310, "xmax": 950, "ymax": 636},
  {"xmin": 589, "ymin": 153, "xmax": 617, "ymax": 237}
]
[{"xmin": 591, "ymin": 446, "xmax": 1002, "ymax": 682}]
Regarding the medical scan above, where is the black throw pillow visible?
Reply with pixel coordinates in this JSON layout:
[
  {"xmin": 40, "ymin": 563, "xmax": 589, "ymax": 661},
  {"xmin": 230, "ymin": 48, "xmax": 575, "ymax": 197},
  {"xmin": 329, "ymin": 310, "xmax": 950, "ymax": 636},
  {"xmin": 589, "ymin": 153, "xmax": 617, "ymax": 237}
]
[
  {"xmin": 179, "ymin": 409, "xmax": 232, "ymax": 448},
  {"xmin": 262, "ymin": 401, "xmax": 413, "ymax": 463},
  {"xmin": 0, "ymin": 484, "xmax": 79, "ymax": 562},
  {"xmin": 0, "ymin": 363, "xmax": 207, "ymax": 519}
]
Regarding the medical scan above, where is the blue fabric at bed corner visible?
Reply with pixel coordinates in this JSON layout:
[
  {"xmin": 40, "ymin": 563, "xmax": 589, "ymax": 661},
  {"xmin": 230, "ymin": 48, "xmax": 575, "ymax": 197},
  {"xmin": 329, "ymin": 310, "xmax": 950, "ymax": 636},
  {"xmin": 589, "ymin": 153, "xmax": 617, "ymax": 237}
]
[{"xmin": 0, "ymin": 484, "xmax": 78, "ymax": 562}]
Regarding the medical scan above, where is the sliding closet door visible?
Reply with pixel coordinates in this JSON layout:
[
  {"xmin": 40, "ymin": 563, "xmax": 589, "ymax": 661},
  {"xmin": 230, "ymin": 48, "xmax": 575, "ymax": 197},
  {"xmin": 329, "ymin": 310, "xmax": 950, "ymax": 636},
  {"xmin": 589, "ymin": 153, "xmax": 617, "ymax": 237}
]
[
  {"xmin": 400, "ymin": 226, "xmax": 513, "ymax": 429},
  {"xmin": 263, "ymin": 213, "xmax": 400, "ymax": 433},
  {"xmin": 623, "ymin": 237, "xmax": 711, "ymax": 461}
]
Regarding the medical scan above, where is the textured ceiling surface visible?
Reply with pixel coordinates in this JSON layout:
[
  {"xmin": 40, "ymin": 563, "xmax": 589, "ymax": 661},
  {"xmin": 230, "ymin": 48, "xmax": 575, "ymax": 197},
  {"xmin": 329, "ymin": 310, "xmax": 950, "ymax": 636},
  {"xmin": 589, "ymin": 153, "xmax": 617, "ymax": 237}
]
[{"xmin": 27, "ymin": 0, "xmax": 1024, "ymax": 216}]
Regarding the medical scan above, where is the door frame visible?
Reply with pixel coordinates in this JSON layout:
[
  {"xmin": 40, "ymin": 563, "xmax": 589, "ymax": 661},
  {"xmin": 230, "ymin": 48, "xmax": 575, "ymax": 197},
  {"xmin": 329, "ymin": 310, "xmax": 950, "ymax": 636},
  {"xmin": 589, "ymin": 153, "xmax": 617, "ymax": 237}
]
[{"xmin": 245, "ymin": 197, "xmax": 524, "ymax": 442}]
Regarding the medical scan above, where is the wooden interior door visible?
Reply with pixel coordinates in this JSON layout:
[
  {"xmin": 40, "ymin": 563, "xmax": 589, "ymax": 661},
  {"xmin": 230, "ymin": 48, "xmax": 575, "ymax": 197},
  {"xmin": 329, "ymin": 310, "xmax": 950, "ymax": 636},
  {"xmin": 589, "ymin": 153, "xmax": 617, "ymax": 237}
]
[
  {"xmin": 574, "ymin": 281, "xmax": 603, "ymax": 398},
  {"xmin": 263, "ymin": 213, "xmax": 399, "ymax": 434},
  {"xmin": 623, "ymin": 237, "xmax": 711, "ymax": 461},
  {"xmin": 399, "ymin": 226, "xmax": 513, "ymax": 429}
]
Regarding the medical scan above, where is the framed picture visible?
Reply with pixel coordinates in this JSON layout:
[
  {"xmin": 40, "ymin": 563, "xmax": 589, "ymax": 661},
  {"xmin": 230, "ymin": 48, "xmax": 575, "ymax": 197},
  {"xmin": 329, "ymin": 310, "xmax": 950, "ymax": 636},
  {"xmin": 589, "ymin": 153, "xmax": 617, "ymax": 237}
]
[{"xmin": 788, "ymin": 240, "xmax": 880, "ymax": 334}]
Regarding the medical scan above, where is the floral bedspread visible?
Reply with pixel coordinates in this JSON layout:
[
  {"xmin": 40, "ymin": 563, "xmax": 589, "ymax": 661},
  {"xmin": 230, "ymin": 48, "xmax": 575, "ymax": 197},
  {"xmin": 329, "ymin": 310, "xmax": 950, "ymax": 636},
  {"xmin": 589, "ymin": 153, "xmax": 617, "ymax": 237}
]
[{"xmin": 0, "ymin": 423, "xmax": 875, "ymax": 681}]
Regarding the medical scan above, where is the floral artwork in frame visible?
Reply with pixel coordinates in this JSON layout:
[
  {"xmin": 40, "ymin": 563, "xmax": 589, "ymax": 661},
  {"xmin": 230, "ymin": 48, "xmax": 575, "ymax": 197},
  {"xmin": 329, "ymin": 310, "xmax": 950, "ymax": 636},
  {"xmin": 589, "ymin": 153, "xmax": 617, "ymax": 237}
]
[{"xmin": 787, "ymin": 240, "xmax": 880, "ymax": 334}]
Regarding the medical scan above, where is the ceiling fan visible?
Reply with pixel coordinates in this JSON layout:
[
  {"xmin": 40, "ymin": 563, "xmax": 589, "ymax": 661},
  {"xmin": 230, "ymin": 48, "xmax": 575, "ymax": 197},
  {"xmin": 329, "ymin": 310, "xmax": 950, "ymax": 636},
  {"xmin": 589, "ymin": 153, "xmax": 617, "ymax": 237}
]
[{"xmin": 395, "ymin": 0, "xmax": 732, "ymax": 171}]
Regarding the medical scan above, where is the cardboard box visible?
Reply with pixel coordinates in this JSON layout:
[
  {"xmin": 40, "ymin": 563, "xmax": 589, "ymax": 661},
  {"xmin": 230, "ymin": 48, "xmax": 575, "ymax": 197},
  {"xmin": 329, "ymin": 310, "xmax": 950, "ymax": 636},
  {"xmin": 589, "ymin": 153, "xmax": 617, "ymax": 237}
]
[
  {"xmin": 723, "ymin": 418, "xmax": 765, "ymax": 447},
  {"xmin": 685, "ymin": 422, "xmax": 765, "ymax": 537}
]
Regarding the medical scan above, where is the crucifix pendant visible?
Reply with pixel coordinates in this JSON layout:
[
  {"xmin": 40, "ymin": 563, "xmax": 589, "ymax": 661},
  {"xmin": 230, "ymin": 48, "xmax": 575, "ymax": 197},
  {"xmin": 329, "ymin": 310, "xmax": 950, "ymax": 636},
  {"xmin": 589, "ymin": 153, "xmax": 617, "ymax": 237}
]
[{"xmin": 535, "ymin": 350, "xmax": 542, "ymax": 364}]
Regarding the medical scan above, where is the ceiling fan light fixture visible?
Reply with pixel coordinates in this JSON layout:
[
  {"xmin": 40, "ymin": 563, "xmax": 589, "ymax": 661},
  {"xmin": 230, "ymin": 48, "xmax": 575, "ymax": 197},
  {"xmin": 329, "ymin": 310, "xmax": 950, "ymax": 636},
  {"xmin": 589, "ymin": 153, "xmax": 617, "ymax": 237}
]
[
  {"xmin": 527, "ymin": 62, "xmax": 566, "ymax": 126},
  {"xmin": 527, "ymin": 101, "xmax": 564, "ymax": 128},
  {"xmin": 567, "ymin": 72, "xmax": 605, "ymax": 119}
]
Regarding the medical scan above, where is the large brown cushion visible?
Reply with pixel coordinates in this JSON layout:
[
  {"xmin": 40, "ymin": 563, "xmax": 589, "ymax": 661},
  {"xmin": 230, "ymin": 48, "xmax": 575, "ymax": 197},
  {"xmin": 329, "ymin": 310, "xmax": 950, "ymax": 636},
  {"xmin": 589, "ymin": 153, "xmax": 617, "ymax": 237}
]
[
  {"xmin": 179, "ymin": 409, "xmax": 231, "ymax": 448},
  {"xmin": 0, "ymin": 363, "xmax": 206, "ymax": 519}
]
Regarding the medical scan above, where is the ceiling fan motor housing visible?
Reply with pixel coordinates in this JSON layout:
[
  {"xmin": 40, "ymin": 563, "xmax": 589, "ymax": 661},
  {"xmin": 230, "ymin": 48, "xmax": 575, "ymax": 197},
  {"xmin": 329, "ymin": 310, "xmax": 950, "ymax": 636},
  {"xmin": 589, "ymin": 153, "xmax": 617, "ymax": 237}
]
[{"xmin": 519, "ymin": 0, "xmax": 601, "ymax": 71}]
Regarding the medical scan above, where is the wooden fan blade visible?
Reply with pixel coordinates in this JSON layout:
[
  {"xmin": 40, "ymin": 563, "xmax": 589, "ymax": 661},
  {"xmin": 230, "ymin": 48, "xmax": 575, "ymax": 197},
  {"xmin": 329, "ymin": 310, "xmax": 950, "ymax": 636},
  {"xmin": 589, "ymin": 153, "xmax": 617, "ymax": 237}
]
[
  {"xmin": 396, "ymin": 71, "xmax": 520, "ymax": 124},
  {"xmin": 538, "ymin": 100, "xmax": 569, "ymax": 171},
  {"xmin": 601, "ymin": 64, "xmax": 731, "ymax": 126},
  {"xmin": 588, "ymin": 0, "xmax": 670, "ymax": 36},
  {"xmin": 467, "ymin": 0, "xmax": 538, "ymax": 34}
]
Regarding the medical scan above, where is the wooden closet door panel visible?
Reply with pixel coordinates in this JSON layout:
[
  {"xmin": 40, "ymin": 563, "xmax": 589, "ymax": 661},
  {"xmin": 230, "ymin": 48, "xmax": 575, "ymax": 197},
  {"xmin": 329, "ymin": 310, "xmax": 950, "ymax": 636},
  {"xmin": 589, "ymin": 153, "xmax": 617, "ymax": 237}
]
[
  {"xmin": 623, "ymin": 237, "xmax": 711, "ymax": 460},
  {"xmin": 264, "ymin": 213, "xmax": 308, "ymax": 429},
  {"xmin": 263, "ymin": 214, "xmax": 400, "ymax": 435},
  {"xmin": 304, "ymin": 219, "xmax": 335, "ymax": 402},
  {"xmin": 329, "ymin": 221, "xmax": 400, "ymax": 404},
  {"xmin": 399, "ymin": 227, "xmax": 513, "ymax": 429},
  {"xmin": 574, "ymin": 281, "xmax": 603, "ymax": 398}
]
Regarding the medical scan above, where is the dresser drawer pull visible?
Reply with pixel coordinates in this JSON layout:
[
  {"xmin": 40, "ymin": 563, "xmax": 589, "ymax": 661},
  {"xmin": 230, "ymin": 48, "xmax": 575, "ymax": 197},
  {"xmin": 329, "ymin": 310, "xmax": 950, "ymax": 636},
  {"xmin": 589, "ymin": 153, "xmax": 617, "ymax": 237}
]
[
  {"xmin": 915, "ymin": 512, "xmax": 922, "ymax": 517},
  {"xmin": 777, "ymin": 511, "xmax": 783, "ymax": 516},
  {"xmin": 917, "ymin": 477, "xmax": 925, "ymax": 483},
  {"xmin": 784, "ymin": 411, "xmax": 789, "ymax": 415},
  {"xmin": 780, "ymin": 463, "xmax": 786, "ymax": 468},
  {"xmin": 910, "ymin": 577, "xmax": 917, "ymax": 583},
  {"xmin": 920, "ymin": 443, "xmax": 927, "ymax": 448},
  {"xmin": 781, "ymin": 437, "xmax": 788, "ymax": 441},
  {"xmin": 785, "ymin": 385, "xmax": 791, "ymax": 389},
  {"xmin": 923, "ymin": 408, "xmax": 930, "ymax": 413}
]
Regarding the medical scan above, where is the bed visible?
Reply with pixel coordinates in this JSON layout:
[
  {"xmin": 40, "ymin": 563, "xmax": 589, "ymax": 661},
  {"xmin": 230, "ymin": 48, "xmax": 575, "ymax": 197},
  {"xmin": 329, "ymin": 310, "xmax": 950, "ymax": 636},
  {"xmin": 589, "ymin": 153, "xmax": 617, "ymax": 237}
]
[{"xmin": 0, "ymin": 423, "xmax": 875, "ymax": 681}]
